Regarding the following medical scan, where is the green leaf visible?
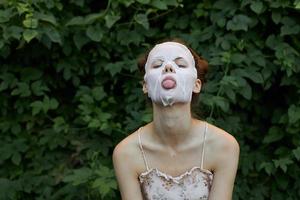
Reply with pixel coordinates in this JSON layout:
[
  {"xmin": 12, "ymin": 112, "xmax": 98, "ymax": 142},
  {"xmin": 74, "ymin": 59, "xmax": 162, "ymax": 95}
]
[
  {"xmin": 273, "ymin": 158, "xmax": 293, "ymax": 172},
  {"xmin": 234, "ymin": 77, "xmax": 252, "ymax": 99},
  {"xmin": 73, "ymin": 32, "xmax": 90, "ymax": 50},
  {"xmin": 48, "ymin": 97, "xmax": 59, "ymax": 109},
  {"xmin": 288, "ymin": 105, "xmax": 300, "ymax": 124},
  {"xmin": 259, "ymin": 162, "xmax": 274, "ymax": 175},
  {"xmin": 0, "ymin": 81, "xmax": 8, "ymax": 92},
  {"xmin": 11, "ymin": 123, "xmax": 21, "ymax": 134},
  {"xmin": 53, "ymin": 117, "xmax": 68, "ymax": 133},
  {"xmin": 239, "ymin": 83, "xmax": 252, "ymax": 99},
  {"xmin": 30, "ymin": 101, "xmax": 43, "ymax": 115},
  {"xmin": 85, "ymin": 13, "xmax": 104, "ymax": 24},
  {"xmin": 23, "ymin": 29, "xmax": 38, "ymax": 43},
  {"xmin": 220, "ymin": 76, "xmax": 239, "ymax": 87},
  {"xmin": 104, "ymin": 62, "xmax": 123, "ymax": 76},
  {"xmin": 250, "ymin": 2, "xmax": 263, "ymax": 14},
  {"xmin": 45, "ymin": 26, "xmax": 62, "ymax": 44},
  {"xmin": 63, "ymin": 68, "xmax": 72, "ymax": 80},
  {"xmin": 271, "ymin": 11, "xmax": 281, "ymax": 24},
  {"xmin": 266, "ymin": 34, "xmax": 278, "ymax": 49},
  {"xmin": 243, "ymin": 69, "xmax": 264, "ymax": 84},
  {"xmin": 93, "ymin": 179, "xmax": 117, "ymax": 198},
  {"xmin": 0, "ymin": 178, "xmax": 21, "ymax": 199},
  {"xmin": 30, "ymin": 96, "xmax": 58, "ymax": 115},
  {"xmin": 86, "ymin": 24, "xmax": 103, "ymax": 42},
  {"xmin": 0, "ymin": 143, "xmax": 13, "ymax": 161},
  {"xmin": 116, "ymin": 29, "xmax": 143, "ymax": 45},
  {"xmin": 3, "ymin": 26, "xmax": 23, "ymax": 40},
  {"xmin": 224, "ymin": 88, "xmax": 236, "ymax": 103},
  {"xmin": 92, "ymin": 86, "xmax": 106, "ymax": 101},
  {"xmin": 142, "ymin": 113, "xmax": 152, "ymax": 122},
  {"xmin": 217, "ymin": 18, "xmax": 226, "ymax": 28},
  {"xmin": 99, "ymin": 112, "xmax": 112, "ymax": 121},
  {"xmin": 213, "ymin": 0, "xmax": 237, "ymax": 11},
  {"xmin": 213, "ymin": 96, "xmax": 230, "ymax": 112},
  {"xmin": 36, "ymin": 13, "xmax": 57, "ymax": 26},
  {"xmin": 136, "ymin": 0, "xmax": 150, "ymax": 4},
  {"xmin": 134, "ymin": 14, "xmax": 149, "ymax": 29},
  {"xmin": 227, "ymin": 14, "xmax": 252, "ymax": 31},
  {"xmin": 0, "ymin": 40, "xmax": 4, "ymax": 49},
  {"xmin": 23, "ymin": 18, "xmax": 39, "ymax": 28},
  {"xmin": 66, "ymin": 13, "xmax": 104, "ymax": 26},
  {"xmin": 292, "ymin": 147, "xmax": 300, "ymax": 160},
  {"xmin": 11, "ymin": 82, "xmax": 31, "ymax": 97},
  {"xmin": 16, "ymin": 2, "xmax": 30, "ymax": 14},
  {"xmin": 263, "ymin": 126, "xmax": 284, "ymax": 144},
  {"xmin": 92, "ymin": 166, "xmax": 117, "ymax": 198},
  {"xmin": 280, "ymin": 24, "xmax": 300, "ymax": 36},
  {"xmin": 63, "ymin": 168, "xmax": 93, "ymax": 185},
  {"xmin": 252, "ymin": 56, "xmax": 266, "ymax": 67},
  {"xmin": 0, "ymin": 8, "xmax": 14, "ymax": 23},
  {"xmin": 11, "ymin": 152, "xmax": 21, "ymax": 165},
  {"xmin": 13, "ymin": 139, "xmax": 28, "ymax": 153},
  {"xmin": 294, "ymin": 0, "xmax": 300, "ymax": 9},
  {"xmin": 118, "ymin": 0, "xmax": 135, "ymax": 7},
  {"xmin": 198, "ymin": 26, "xmax": 214, "ymax": 42},
  {"xmin": 104, "ymin": 13, "xmax": 121, "ymax": 28},
  {"xmin": 88, "ymin": 119, "xmax": 101, "ymax": 129},
  {"xmin": 151, "ymin": 0, "xmax": 168, "ymax": 9},
  {"xmin": 66, "ymin": 16, "xmax": 85, "ymax": 26},
  {"xmin": 231, "ymin": 53, "xmax": 246, "ymax": 64},
  {"xmin": 164, "ymin": 0, "xmax": 180, "ymax": 6}
]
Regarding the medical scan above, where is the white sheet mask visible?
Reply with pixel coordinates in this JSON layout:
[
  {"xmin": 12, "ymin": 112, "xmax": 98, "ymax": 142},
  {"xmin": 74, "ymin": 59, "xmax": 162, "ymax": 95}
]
[{"xmin": 144, "ymin": 42, "xmax": 198, "ymax": 106}]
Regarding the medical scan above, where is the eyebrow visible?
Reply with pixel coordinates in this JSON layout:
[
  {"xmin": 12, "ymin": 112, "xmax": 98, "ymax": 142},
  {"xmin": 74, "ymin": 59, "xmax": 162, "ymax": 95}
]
[
  {"xmin": 173, "ymin": 57, "xmax": 185, "ymax": 61},
  {"xmin": 151, "ymin": 58, "xmax": 164, "ymax": 64}
]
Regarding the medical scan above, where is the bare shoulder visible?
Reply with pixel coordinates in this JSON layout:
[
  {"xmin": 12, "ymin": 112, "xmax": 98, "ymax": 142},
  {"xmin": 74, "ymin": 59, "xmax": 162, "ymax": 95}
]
[
  {"xmin": 206, "ymin": 122, "xmax": 239, "ymax": 151},
  {"xmin": 113, "ymin": 129, "xmax": 140, "ymax": 168},
  {"xmin": 112, "ymin": 127, "xmax": 147, "ymax": 199},
  {"xmin": 205, "ymin": 122, "xmax": 240, "ymax": 170}
]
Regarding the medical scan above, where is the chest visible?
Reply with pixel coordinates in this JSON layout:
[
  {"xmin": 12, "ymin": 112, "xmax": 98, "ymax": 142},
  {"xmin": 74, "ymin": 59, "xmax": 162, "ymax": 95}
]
[{"xmin": 139, "ymin": 145, "xmax": 206, "ymax": 176}]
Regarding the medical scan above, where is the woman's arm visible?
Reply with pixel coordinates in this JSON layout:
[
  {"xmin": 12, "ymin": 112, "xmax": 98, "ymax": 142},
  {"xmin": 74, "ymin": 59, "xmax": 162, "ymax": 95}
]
[
  {"xmin": 208, "ymin": 135, "xmax": 240, "ymax": 200},
  {"xmin": 113, "ymin": 142, "xmax": 144, "ymax": 200}
]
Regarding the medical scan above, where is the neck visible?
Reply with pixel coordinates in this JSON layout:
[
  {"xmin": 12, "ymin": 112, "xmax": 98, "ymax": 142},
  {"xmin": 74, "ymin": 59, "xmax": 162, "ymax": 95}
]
[{"xmin": 151, "ymin": 102, "xmax": 194, "ymax": 151}]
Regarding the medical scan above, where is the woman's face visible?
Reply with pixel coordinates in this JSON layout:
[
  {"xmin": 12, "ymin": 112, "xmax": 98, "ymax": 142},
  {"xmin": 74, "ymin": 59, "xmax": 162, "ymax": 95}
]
[{"xmin": 144, "ymin": 42, "xmax": 201, "ymax": 106}]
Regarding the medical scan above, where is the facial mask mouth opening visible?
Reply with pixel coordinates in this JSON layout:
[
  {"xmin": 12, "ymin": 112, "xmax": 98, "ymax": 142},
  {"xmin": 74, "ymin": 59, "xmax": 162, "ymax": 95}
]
[{"xmin": 161, "ymin": 76, "xmax": 177, "ymax": 90}]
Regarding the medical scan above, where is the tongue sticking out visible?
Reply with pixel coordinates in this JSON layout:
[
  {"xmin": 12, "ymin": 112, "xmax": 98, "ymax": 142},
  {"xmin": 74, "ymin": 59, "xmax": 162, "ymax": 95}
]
[{"xmin": 162, "ymin": 79, "xmax": 176, "ymax": 89}]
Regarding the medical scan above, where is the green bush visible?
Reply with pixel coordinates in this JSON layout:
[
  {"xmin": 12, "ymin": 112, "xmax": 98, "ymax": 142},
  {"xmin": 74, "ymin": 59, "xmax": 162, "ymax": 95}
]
[{"xmin": 0, "ymin": 0, "xmax": 300, "ymax": 199}]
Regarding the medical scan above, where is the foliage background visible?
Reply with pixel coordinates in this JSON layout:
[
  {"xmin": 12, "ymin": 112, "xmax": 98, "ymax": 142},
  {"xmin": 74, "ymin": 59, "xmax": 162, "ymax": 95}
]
[{"xmin": 1, "ymin": 0, "xmax": 300, "ymax": 199}]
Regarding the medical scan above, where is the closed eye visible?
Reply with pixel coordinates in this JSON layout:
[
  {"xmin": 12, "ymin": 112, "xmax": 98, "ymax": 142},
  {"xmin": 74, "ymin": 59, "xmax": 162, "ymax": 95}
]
[
  {"xmin": 178, "ymin": 64, "xmax": 187, "ymax": 68},
  {"xmin": 152, "ymin": 64, "xmax": 162, "ymax": 68}
]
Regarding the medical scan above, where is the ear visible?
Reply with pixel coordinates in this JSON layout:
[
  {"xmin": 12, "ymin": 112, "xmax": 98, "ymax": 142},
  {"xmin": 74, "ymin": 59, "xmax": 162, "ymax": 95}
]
[
  {"xmin": 193, "ymin": 79, "xmax": 202, "ymax": 93},
  {"xmin": 142, "ymin": 80, "xmax": 148, "ymax": 94}
]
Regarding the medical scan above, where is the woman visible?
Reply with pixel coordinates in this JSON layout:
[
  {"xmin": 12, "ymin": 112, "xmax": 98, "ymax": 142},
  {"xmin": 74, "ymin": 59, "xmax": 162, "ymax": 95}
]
[{"xmin": 113, "ymin": 39, "xmax": 240, "ymax": 200}]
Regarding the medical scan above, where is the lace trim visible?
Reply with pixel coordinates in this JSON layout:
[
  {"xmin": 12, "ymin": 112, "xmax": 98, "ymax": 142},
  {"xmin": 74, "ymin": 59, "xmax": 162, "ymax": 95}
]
[{"xmin": 139, "ymin": 166, "xmax": 214, "ymax": 184}]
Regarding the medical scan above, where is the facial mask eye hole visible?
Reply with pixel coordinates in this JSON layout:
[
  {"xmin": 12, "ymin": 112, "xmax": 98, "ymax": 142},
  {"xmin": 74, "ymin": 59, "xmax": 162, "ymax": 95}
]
[
  {"xmin": 151, "ymin": 60, "xmax": 163, "ymax": 69},
  {"xmin": 175, "ymin": 58, "xmax": 188, "ymax": 68},
  {"xmin": 152, "ymin": 64, "xmax": 162, "ymax": 69},
  {"xmin": 178, "ymin": 64, "xmax": 187, "ymax": 68}
]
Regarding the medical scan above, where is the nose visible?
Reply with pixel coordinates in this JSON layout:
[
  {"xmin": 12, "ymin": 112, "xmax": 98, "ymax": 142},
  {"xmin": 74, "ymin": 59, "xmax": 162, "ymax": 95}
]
[{"xmin": 163, "ymin": 64, "xmax": 175, "ymax": 73}]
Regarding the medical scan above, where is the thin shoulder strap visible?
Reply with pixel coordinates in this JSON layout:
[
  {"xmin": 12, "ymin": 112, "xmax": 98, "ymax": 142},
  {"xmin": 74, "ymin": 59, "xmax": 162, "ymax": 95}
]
[
  {"xmin": 201, "ymin": 122, "xmax": 208, "ymax": 169},
  {"xmin": 138, "ymin": 128, "xmax": 150, "ymax": 171}
]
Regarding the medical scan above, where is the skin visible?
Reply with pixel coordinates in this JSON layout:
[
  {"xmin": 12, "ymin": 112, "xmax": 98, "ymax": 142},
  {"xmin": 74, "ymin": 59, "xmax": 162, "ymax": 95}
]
[{"xmin": 113, "ymin": 48, "xmax": 240, "ymax": 200}]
